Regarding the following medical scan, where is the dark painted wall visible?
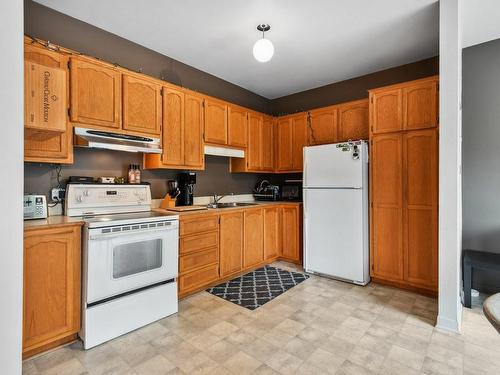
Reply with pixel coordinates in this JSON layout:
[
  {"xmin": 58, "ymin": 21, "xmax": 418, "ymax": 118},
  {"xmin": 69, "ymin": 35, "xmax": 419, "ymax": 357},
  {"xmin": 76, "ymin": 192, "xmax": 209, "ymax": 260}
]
[
  {"xmin": 271, "ymin": 57, "xmax": 439, "ymax": 115},
  {"xmin": 462, "ymin": 38, "xmax": 500, "ymax": 294}
]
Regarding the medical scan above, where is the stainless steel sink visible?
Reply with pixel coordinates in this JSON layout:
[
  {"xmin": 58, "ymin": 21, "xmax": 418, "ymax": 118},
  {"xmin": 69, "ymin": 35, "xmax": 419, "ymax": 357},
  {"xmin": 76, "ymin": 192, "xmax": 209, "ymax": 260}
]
[{"xmin": 211, "ymin": 202, "xmax": 258, "ymax": 209}]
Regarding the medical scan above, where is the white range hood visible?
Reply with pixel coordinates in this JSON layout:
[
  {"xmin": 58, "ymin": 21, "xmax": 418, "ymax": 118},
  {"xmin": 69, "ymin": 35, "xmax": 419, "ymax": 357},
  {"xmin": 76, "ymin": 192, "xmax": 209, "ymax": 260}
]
[{"xmin": 204, "ymin": 145, "xmax": 245, "ymax": 158}]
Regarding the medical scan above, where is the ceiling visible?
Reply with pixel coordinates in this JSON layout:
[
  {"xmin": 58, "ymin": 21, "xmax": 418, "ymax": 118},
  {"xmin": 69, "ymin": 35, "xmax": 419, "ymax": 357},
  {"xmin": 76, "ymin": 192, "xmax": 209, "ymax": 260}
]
[
  {"xmin": 463, "ymin": 0, "xmax": 500, "ymax": 48},
  {"xmin": 34, "ymin": 0, "xmax": 439, "ymax": 99}
]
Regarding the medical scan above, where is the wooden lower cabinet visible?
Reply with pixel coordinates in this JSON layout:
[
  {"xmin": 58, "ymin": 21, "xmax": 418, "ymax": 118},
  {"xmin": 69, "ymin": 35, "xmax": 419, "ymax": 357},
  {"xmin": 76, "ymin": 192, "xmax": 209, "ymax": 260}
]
[
  {"xmin": 243, "ymin": 209, "xmax": 264, "ymax": 268},
  {"xmin": 219, "ymin": 211, "xmax": 244, "ymax": 277},
  {"xmin": 23, "ymin": 224, "xmax": 82, "ymax": 358},
  {"xmin": 177, "ymin": 204, "xmax": 302, "ymax": 298}
]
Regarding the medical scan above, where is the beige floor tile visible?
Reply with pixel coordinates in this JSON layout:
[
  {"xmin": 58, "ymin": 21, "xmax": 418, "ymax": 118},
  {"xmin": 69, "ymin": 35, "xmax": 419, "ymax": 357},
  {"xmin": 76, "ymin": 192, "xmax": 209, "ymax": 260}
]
[
  {"xmin": 394, "ymin": 331, "xmax": 430, "ymax": 355},
  {"xmin": 251, "ymin": 364, "xmax": 281, "ymax": 374},
  {"xmin": 177, "ymin": 352, "xmax": 218, "ymax": 375},
  {"xmin": 33, "ymin": 347, "xmax": 76, "ymax": 373},
  {"xmin": 274, "ymin": 318, "xmax": 306, "ymax": 336},
  {"xmin": 240, "ymin": 338, "xmax": 279, "ymax": 363},
  {"xmin": 136, "ymin": 322, "xmax": 170, "ymax": 342},
  {"xmin": 202, "ymin": 339, "xmax": 239, "ymax": 363},
  {"xmin": 426, "ymin": 343, "xmax": 464, "ymax": 369},
  {"xmin": 149, "ymin": 333, "xmax": 184, "ymax": 355},
  {"xmin": 295, "ymin": 361, "xmax": 329, "ymax": 375},
  {"xmin": 121, "ymin": 343, "xmax": 158, "ymax": 368},
  {"xmin": 357, "ymin": 333, "xmax": 392, "ymax": 357},
  {"xmin": 430, "ymin": 330, "xmax": 465, "ymax": 354},
  {"xmin": 320, "ymin": 335, "xmax": 355, "ymax": 358},
  {"xmin": 163, "ymin": 341, "xmax": 201, "ymax": 368},
  {"xmin": 223, "ymin": 351, "xmax": 262, "ymax": 375},
  {"xmin": 335, "ymin": 360, "xmax": 377, "ymax": 375},
  {"xmin": 283, "ymin": 336, "xmax": 316, "ymax": 361},
  {"xmin": 186, "ymin": 330, "xmax": 222, "ymax": 351},
  {"xmin": 305, "ymin": 348, "xmax": 344, "ymax": 374},
  {"xmin": 225, "ymin": 329, "xmax": 259, "ymax": 348},
  {"xmin": 265, "ymin": 349, "xmax": 303, "ymax": 374},
  {"xmin": 262, "ymin": 328, "xmax": 295, "ymax": 347},
  {"xmin": 365, "ymin": 323, "xmax": 399, "ymax": 340},
  {"xmin": 296, "ymin": 326, "xmax": 330, "ymax": 346},
  {"xmin": 207, "ymin": 321, "xmax": 239, "ymax": 339},
  {"xmin": 387, "ymin": 345, "xmax": 425, "ymax": 371},
  {"xmin": 22, "ymin": 361, "xmax": 39, "ymax": 375},
  {"xmin": 39, "ymin": 358, "xmax": 86, "ymax": 375},
  {"xmin": 87, "ymin": 355, "xmax": 132, "ymax": 375},
  {"xmin": 379, "ymin": 358, "xmax": 420, "ymax": 375},
  {"xmin": 134, "ymin": 355, "xmax": 176, "ymax": 375},
  {"xmin": 347, "ymin": 346, "xmax": 385, "ymax": 373},
  {"xmin": 421, "ymin": 356, "xmax": 463, "ymax": 375},
  {"xmin": 72, "ymin": 343, "xmax": 119, "ymax": 370}
]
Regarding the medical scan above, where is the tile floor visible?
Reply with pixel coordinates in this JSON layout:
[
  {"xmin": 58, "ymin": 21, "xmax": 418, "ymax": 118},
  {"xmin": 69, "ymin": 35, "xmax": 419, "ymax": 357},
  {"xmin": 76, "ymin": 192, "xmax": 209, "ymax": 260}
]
[{"xmin": 23, "ymin": 261, "xmax": 500, "ymax": 375}]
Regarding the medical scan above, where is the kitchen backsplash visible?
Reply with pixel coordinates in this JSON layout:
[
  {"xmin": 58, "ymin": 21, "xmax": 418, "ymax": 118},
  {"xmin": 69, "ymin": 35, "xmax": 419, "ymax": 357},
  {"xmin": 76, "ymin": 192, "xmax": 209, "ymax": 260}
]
[{"xmin": 24, "ymin": 148, "xmax": 297, "ymax": 200}]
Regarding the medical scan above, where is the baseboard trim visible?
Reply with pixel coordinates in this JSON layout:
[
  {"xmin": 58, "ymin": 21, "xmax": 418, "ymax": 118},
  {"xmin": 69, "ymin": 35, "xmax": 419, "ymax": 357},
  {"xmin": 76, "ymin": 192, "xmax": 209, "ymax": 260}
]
[{"xmin": 436, "ymin": 314, "xmax": 461, "ymax": 333}]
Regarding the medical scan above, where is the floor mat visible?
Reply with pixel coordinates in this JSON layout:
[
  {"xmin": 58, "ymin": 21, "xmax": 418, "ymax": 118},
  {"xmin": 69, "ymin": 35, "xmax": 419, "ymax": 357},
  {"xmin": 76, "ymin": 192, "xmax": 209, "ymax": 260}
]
[{"xmin": 206, "ymin": 265, "xmax": 309, "ymax": 310}]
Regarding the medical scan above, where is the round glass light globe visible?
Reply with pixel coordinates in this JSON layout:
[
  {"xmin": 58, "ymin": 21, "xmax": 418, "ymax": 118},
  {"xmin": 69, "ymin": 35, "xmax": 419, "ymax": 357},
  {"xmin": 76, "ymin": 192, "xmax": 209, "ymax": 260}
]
[{"xmin": 253, "ymin": 38, "xmax": 274, "ymax": 62}]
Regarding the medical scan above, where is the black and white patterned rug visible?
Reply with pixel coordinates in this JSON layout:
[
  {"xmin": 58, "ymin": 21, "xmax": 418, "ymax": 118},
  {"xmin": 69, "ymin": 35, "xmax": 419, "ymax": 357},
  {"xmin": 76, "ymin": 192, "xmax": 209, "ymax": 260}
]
[{"xmin": 206, "ymin": 265, "xmax": 309, "ymax": 310}]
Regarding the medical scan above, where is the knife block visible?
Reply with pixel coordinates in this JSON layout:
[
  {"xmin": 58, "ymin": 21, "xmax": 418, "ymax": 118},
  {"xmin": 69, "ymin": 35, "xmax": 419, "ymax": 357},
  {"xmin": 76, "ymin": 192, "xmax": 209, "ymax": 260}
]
[{"xmin": 160, "ymin": 195, "xmax": 177, "ymax": 209}]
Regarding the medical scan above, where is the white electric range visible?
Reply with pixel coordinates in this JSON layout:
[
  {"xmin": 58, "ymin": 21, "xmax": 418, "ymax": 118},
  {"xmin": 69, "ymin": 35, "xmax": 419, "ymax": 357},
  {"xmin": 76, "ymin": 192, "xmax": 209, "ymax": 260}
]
[{"xmin": 65, "ymin": 184, "xmax": 179, "ymax": 349}]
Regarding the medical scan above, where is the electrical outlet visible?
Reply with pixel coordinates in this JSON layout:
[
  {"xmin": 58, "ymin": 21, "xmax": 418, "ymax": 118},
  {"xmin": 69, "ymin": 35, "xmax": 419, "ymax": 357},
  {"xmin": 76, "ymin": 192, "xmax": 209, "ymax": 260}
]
[{"xmin": 51, "ymin": 187, "xmax": 65, "ymax": 202}]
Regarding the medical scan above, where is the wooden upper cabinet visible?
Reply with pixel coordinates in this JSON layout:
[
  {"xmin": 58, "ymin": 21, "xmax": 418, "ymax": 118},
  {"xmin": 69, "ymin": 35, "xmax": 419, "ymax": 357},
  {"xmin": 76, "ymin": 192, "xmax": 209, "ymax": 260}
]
[
  {"xmin": 24, "ymin": 61, "xmax": 67, "ymax": 133},
  {"xmin": 122, "ymin": 73, "xmax": 162, "ymax": 136},
  {"xmin": 220, "ymin": 211, "xmax": 243, "ymax": 277},
  {"xmin": 24, "ymin": 40, "xmax": 72, "ymax": 164},
  {"xmin": 403, "ymin": 129, "xmax": 438, "ymax": 290},
  {"xmin": 264, "ymin": 206, "xmax": 280, "ymax": 260},
  {"xmin": 309, "ymin": 106, "xmax": 338, "ymax": 145},
  {"xmin": 291, "ymin": 114, "xmax": 308, "ymax": 171},
  {"xmin": 370, "ymin": 88, "xmax": 402, "ymax": 134},
  {"xmin": 338, "ymin": 99, "xmax": 369, "ymax": 141},
  {"xmin": 204, "ymin": 97, "xmax": 228, "ymax": 145},
  {"xmin": 370, "ymin": 133, "xmax": 404, "ymax": 282},
  {"xmin": 261, "ymin": 116, "xmax": 275, "ymax": 171},
  {"xmin": 228, "ymin": 105, "xmax": 248, "ymax": 148},
  {"xmin": 243, "ymin": 209, "xmax": 264, "ymax": 268},
  {"xmin": 162, "ymin": 87, "xmax": 184, "ymax": 166},
  {"xmin": 403, "ymin": 79, "xmax": 438, "ymax": 130},
  {"xmin": 247, "ymin": 112, "xmax": 262, "ymax": 170},
  {"xmin": 23, "ymin": 225, "xmax": 81, "ymax": 358},
  {"xmin": 184, "ymin": 92, "xmax": 204, "ymax": 168},
  {"xmin": 276, "ymin": 117, "xmax": 293, "ymax": 171},
  {"xmin": 70, "ymin": 56, "xmax": 121, "ymax": 129},
  {"xmin": 281, "ymin": 205, "xmax": 301, "ymax": 262}
]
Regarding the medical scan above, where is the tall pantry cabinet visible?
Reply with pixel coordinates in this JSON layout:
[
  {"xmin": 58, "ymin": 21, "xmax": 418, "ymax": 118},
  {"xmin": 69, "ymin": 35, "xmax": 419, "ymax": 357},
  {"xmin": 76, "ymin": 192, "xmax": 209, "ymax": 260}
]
[{"xmin": 369, "ymin": 76, "xmax": 438, "ymax": 294}]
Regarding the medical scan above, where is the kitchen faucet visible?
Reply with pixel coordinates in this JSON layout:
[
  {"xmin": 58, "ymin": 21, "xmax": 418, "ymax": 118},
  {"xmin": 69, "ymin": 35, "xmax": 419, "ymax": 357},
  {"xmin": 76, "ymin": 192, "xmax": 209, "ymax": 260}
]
[{"xmin": 210, "ymin": 192, "xmax": 234, "ymax": 208}]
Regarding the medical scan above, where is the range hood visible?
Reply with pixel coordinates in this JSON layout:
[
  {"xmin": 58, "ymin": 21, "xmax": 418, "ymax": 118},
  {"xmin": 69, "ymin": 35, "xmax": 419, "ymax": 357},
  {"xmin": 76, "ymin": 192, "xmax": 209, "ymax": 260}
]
[
  {"xmin": 204, "ymin": 145, "xmax": 245, "ymax": 158},
  {"xmin": 74, "ymin": 127, "xmax": 161, "ymax": 154}
]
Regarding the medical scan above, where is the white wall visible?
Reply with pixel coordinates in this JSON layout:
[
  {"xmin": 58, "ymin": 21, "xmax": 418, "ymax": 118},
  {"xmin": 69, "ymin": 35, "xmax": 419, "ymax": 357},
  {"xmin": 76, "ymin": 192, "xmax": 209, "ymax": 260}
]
[
  {"xmin": 437, "ymin": 0, "xmax": 463, "ymax": 333},
  {"xmin": 0, "ymin": 1, "xmax": 24, "ymax": 374}
]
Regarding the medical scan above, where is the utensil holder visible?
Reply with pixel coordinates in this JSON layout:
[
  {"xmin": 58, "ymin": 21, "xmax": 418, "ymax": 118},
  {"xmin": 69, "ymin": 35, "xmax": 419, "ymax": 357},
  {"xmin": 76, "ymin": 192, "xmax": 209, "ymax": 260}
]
[{"xmin": 160, "ymin": 195, "xmax": 177, "ymax": 209}]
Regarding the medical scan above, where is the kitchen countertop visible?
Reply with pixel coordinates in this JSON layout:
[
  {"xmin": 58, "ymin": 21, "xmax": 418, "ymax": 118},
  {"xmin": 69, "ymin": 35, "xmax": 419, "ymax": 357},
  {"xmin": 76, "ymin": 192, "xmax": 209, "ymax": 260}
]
[
  {"xmin": 24, "ymin": 215, "xmax": 85, "ymax": 231},
  {"xmin": 155, "ymin": 201, "xmax": 302, "ymax": 217}
]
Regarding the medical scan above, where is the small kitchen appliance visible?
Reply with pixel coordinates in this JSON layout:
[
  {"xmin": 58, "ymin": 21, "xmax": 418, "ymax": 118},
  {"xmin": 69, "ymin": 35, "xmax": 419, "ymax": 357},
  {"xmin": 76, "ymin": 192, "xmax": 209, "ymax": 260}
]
[
  {"xmin": 303, "ymin": 141, "xmax": 370, "ymax": 285},
  {"xmin": 65, "ymin": 184, "xmax": 179, "ymax": 349},
  {"xmin": 23, "ymin": 194, "xmax": 48, "ymax": 220},
  {"xmin": 177, "ymin": 172, "xmax": 196, "ymax": 206},
  {"xmin": 253, "ymin": 180, "xmax": 280, "ymax": 201},
  {"xmin": 281, "ymin": 180, "xmax": 302, "ymax": 201}
]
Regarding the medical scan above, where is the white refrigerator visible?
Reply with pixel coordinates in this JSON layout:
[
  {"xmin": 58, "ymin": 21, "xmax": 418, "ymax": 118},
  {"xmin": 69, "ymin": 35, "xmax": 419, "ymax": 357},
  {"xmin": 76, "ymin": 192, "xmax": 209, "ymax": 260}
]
[{"xmin": 303, "ymin": 141, "xmax": 370, "ymax": 285}]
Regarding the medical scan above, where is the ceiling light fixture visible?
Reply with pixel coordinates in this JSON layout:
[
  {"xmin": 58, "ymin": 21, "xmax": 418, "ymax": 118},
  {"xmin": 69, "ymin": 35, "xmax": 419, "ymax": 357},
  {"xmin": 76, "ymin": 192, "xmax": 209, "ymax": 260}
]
[{"xmin": 253, "ymin": 24, "xmax": 274, "ymax": 63}]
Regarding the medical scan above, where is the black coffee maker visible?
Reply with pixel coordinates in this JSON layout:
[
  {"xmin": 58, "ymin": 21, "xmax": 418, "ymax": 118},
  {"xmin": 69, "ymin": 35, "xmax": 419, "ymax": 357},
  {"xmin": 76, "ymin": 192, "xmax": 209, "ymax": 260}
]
[{"xmin": 177, "ymin": 172, "xmax": 196, "ymax": 206}]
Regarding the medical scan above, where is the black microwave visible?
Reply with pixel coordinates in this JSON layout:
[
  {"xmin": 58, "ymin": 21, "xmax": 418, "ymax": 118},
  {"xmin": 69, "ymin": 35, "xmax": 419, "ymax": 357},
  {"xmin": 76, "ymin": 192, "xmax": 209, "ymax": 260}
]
[{"xmin": 281, "ymin": 180, "xmax": 302, "ymax": 201}]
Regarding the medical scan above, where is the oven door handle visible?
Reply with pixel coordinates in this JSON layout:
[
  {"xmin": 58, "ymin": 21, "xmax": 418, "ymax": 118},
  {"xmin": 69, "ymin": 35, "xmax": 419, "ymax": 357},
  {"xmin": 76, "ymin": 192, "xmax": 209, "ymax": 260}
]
[{"xmin": 89, "ymin": 226, "xmax": 178, "ymax": 240}]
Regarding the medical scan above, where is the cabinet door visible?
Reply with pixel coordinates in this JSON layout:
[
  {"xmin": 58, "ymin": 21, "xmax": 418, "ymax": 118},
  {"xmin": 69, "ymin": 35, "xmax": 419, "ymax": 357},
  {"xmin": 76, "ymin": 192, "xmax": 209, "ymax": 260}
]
[
  {"xmin": 122, "ymin": 74, "xmax": 162, "ymax": 136},
  {"xmin": 24, "ymin": 61, "xmax": 67, "ymax": 133},
  {"xmin": 403, "ymin": 129, "xmax": 438, "ymax": 290},
  {"xmin": 184, "ymin": 92, "xmax": 204, "ymax": 168},
  {"xmin": 264, "ymin": 207, "xmax": 280, "ymax": 260},
  {"xmin": 370, "ymin": 88, "xmax": 402, "ymax": 134},
  {"xmin": 220, "ymin": 212, "xmax": 243, "ymax": 276},
  {"xmin": 292, "ymin": 114, "xmax": 308, "ymax": 171},
  {"xmin": 261, "ymin": 116, "xmax": 275, "ymax": 171},
  {"xmin": 277, "ymin": 117, "xmax": 293, "ymax": 171},
  {"xmin": 281, "ymin": 206, "xmax": 300, "ymax": 262},
  {"xmin": 370, "ymin": 134, "xmax": 404, "ymax": 281},
  {"xmin": 162, "ymin": 87, "xmax": 184, "ymax": 166},
  {"xmin": 338, "ymin": 99, "xmax": 369, "ymax": 141},
  {"xmin": 204, "ymin": 98, "xmax": 228, "ymax": 145},
  {"xmin": 309, "ymin": 106, "xmax": 338, "ymax": 145},
  {"xmin": 228, "ymin": 105, "xmax": 248, "ymax": 148},
  {"xmin": 24, "ymin": 42, "xmax": 72, "ymax": 164},
  {"xmin": 247, "ymin": 113, "xmax": 262, "ymax": 170},
  {"xmin": 243, "ymin": 209, "xmax": 264, "ymax": 268},
  {"xmin": 70, "ymin": 57, "xmax": 121, "ymax": 129},
  {"xmin": 403, "ymin": 80, "xmax": 438, "ymax": 131},
  {"xmin": 23, "ymin": 226, "xmax": 81, "ymax": 355}
]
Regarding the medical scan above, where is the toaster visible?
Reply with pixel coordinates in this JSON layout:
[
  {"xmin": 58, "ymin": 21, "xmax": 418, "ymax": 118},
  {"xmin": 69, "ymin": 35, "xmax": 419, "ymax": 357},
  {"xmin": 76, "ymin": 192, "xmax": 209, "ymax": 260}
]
[{"xmin": 24, "ymin": 195, "xmax": 48, "ymax": 220}]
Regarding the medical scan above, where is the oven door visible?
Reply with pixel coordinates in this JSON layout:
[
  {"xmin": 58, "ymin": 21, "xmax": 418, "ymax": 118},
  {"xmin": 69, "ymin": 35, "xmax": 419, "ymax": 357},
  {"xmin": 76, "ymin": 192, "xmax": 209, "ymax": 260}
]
[{"xmin": 85, "ymin": 220, "xmax": 178, "ymax": 304}]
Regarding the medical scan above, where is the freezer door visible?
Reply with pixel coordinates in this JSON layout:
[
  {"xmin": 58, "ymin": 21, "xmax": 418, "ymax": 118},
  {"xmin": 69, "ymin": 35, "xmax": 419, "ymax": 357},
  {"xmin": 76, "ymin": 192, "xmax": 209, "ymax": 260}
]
[
  {"xmin": 304, "ymin": 188, "xmax": 369, "ymax": 284},
  {"xmin": 303, "ymin": 142, "xmax": 367, "ymax": 188}
]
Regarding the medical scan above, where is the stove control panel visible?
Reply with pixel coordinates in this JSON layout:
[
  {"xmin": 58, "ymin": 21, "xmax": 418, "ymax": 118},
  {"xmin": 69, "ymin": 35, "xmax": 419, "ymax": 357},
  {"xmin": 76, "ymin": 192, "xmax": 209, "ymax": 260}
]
[{"xmin": 65, "ymin": 184, "xmax": 152, "ymax": 217}]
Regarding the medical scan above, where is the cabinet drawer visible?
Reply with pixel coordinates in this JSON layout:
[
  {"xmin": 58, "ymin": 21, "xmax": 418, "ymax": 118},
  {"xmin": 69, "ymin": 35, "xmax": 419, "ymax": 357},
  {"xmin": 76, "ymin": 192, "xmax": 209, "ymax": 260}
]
[
  {"xmin": 179, "ymin": 263, "xmax": 219, "ymax": 293},
  {"xmin": 180, "ymin": 247, "xmax": 218, "ymax": 274},
  {"xmin": 180, "ymin": 215, "xmax": 219, "ymax": 236},
  {"xmin": 180, "ymin": 231, "xmax": 218, "ymax": 255}
]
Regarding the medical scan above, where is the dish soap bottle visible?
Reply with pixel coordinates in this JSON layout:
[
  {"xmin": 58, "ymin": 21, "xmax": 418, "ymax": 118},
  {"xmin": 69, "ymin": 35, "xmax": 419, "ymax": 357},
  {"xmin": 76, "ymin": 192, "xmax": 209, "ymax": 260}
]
[
  {"xmin": 128, "ymin": 164, "xmax": 136, "ymax": 184},
  {"xmin": 134, "ymin": 164, "xmax": 141, "ymax": 184}
]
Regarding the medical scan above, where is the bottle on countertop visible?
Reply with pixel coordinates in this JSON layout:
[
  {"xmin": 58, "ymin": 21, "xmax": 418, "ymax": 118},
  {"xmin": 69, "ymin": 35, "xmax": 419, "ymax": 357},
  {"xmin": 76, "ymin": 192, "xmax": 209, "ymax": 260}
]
[
  {"xmin": 134, "ymin": 164, "xmax": 141, "ymax": 184},
  {"xmin": 128, "ymin": 164, "xmax": 136, "ymax": 184}
]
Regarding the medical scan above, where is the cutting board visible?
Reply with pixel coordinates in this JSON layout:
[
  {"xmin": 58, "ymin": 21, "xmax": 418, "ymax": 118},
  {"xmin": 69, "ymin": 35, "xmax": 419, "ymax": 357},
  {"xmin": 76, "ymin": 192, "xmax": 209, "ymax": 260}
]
[{"xmin": 167, "ymin": 205, "xmax": 208, "ymax": 212}]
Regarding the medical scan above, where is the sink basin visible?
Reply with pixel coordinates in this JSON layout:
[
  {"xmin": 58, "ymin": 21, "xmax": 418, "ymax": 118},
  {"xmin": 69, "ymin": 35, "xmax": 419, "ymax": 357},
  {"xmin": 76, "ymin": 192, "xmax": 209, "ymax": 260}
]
[{"xmin": 213, "ymin": 202, "xmax": 258, "ymax": 209}]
